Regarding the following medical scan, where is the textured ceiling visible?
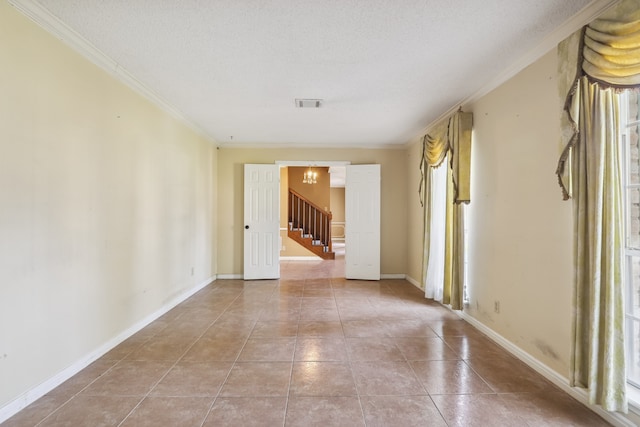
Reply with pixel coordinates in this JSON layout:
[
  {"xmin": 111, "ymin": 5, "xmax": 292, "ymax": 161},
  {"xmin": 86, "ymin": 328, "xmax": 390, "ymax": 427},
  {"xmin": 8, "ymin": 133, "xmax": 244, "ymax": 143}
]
[{"xmin": 23, "ymin": 0, "xmax": 606, "ymax": 147}]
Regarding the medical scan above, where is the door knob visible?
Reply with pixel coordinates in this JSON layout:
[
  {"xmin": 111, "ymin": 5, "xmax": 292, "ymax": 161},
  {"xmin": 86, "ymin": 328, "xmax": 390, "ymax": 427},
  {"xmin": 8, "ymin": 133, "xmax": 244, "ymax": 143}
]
[{"xmin": 245, "ymin": 225, "xmax": 249, "ymax": 229}]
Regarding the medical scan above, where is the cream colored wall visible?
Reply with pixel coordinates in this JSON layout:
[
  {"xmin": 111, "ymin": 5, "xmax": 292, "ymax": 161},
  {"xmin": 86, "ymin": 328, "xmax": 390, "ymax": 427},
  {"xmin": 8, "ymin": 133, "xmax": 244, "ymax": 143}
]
[
  {"xmin": 330, "ymin": 188, "xmax": 345, "ymax": 222},
  {"xmin": 406, "ymin": 137, "xmax": 425, "ymax": 286},
  {"xmin": 405, "ymin": 48, "xmax": 574, "ymax": 375},
  {"xmin": 0, "ymin": 3, "xmax": 216, "ymax": 411},
  {"xmin": 330, "ymin": 187, "xmax": 346, "ymax": 242},
  {"xmin": 217, "ymin": 148, "xmax": 407, "ymax": 275},
  {"xmin": 462, "ymin": 48, "xmax": 573, "ymax": 375}
]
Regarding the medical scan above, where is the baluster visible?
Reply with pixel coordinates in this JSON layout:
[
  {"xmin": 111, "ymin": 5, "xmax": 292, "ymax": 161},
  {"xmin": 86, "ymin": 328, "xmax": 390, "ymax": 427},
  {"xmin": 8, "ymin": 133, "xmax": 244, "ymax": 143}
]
[{"xmin": 296, "ymin": 196, "xmax": 300, "ymax": 229}]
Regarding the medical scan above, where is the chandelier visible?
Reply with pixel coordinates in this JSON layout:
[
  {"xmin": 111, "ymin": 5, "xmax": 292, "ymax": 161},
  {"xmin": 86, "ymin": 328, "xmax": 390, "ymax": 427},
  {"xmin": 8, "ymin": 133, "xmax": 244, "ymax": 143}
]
[{"xmin": 303, "ymin": 167, "xmax": 317, "ymax": 184}]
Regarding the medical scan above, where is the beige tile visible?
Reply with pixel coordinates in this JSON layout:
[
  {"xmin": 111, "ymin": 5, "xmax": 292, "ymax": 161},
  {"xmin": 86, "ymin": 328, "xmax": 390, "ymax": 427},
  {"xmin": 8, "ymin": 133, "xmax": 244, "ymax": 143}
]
[
  {"xmin": 237, "ymin": 338, "xmax": 296, "ymax": 362},
  {"xmin": 220, "ymin": 362, "xmax": 292, "ymax": 397},
  {"xmin": 211, "ymin": 314, "xmax": 258, "ymax": 332},
  {"xmin": 466, "ymin": 354, "xmax": 554, "ymax": 393},
  {"xmin": 430, "ymin": 319, "xmax": 487, "ymax": 338},
  {"xmin": 175, "ymin": 307, "xmax": 222, "ymax": 323},
  {"xmin": 298, "ymin": 321, "xmax": 344, "ymax": 337},
  {"xmin": 299, "ymin": 307, "xmax": 341, "ymax": 321},
  {"xmin": 381, "ymin": 319, "xmax": 439, "ymax": 337},
  {"xmin": 290, "ymin": 362, "xmax": 357, "ymax": 397},
  {"xmin": 431, "ymin": 393, "xmax": 527, "ymax": 427},
  {"xmin": 285, "ymin": 397, "xmax": 365, "ymax": 427},
  {"xmin": 149, "ymin": 361, "xmax": 233, "ymax": 397},
  {"xmin": 342, "ymin": 319, "xmax": 387, "ymax": 337},
  {"xmin": 5, "ymin": 265, "xmax": 608, "ymax": 426},
  {"xmin": 38, "ymin": 395, "xmax": 140, "ymax": 427},
  {"xmin": 257, "ymin": 304, "xmax": 302, "ymax": 321},
  {"xmin": 120, "ymin": 396, "xmax": 213, "ymax": 427},
  {"xmin": 154, "ymin": 316, "xmax": 213, "ymax": 338},
  {"xmin": 81, "ymin": 360, "xmax": 172, "ymax": 396},
  {"xmin": 394, "ymin": 337, "xmax": 459, "ymax": 361},
  {"xmin": 294, "ymin": 338, "xmax": 348, "ymax": 361},
  {"xmin": 410, "ymin": 360, "xmax": 493, "ymax": 394},
  {"xmin": 48, "ymin": 359, "xmax": 118, "ymax": 399},
  {"xmin": 181, "ymin": 336, "xmax": 245, "ymax": 361},
  {"xmin": 442, "ymin": 335, "xmax": 505, "ymax": 359},
  {"xmin": 203, "ymin": 397, "xmax": 287, "ymax": 427},
  {"xmin": 361, "ymin": 395, "xmax": 448, "ymax": 427},
  {"xmin": 338, "ymin": 307, "xmax": 379, "ymax": 321},
  {"xmin": 1, "ymin": 394, "xmax": 69, "ymax": 427},
  {"xmin": 250, "ymin": 321, "xmax": 299, "ymax": 337},
  {"xmin": 351, "ymin": 361, "xmax": 425, "ymax": 396},
  {"xmin": 499, "ymin": 390, "xmax": 611, "ymax": 426},
  {"xmin": 101, "ymin": 334, "xmax": 150, "ymax": 361},
  {"xmin": 126, "ymin": 335, "xmax": 196, "ymax": 361},
  {"xmin": 346, "ymin": 337, "xmax": 405, "ymax": 361},
  {"xmin": 304, "ymin": 278, "xmax": 332, "ymax": 288}
]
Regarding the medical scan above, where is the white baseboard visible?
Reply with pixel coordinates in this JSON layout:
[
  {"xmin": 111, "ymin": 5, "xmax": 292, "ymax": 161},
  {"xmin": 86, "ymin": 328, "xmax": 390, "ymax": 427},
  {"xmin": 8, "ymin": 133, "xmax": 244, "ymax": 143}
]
[
  {"xmin": 279, "ymin": 256, "xmax": 321, "ymax": 261},
  {"xmin": 404, "ymin": 275, "xmax": 422, "ymax": 290},
  {"xmin": 380, "ymin": 274, "xmax": 406, "ymax": 280},
  {"xmin": 0, "ymin": 276, "xmax": 215, "ymax": 424},
  {"xmin": 216, "ymin": 274, "xmax": 243, "ymax": 279},
  {"xmin": 458, "ymin": 312, "xmax": 636, "ymax": 427}
]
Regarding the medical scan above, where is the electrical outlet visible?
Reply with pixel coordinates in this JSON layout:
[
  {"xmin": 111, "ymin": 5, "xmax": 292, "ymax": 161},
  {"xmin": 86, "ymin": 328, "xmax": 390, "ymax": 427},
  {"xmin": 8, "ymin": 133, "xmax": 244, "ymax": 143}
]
[{"xmin": 494, "ymin": 300, "xmax": 500, "ymax": 314}]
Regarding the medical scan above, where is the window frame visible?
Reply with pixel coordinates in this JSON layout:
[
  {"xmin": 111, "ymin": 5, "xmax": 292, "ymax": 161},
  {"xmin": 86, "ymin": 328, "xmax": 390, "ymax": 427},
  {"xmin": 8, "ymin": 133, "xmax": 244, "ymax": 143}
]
[{"xmin": 621, "ymin": 91, "xmax": 640, "ymax": 392}]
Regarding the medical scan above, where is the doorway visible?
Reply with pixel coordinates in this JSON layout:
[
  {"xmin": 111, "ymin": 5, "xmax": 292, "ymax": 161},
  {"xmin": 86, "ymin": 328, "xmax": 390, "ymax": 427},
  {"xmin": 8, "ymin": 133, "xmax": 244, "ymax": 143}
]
[
  {"xmin": 243, "ymin": 161, "xmax": 380, "ymax": 280},
  {"xmin": 274, "ymin": 162, "xmax": 380, "ymax": 281},
  {"xmin": 278, "ymin": 164, "xmax": 346, "ymax": 270}
]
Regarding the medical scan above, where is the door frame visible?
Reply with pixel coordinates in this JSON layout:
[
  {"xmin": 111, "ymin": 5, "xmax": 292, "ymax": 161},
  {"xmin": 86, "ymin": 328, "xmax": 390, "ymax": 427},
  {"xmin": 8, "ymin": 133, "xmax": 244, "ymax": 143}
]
[{"xmin": 275, "ymin": 160, "xmax": 351, "ymax": 263}]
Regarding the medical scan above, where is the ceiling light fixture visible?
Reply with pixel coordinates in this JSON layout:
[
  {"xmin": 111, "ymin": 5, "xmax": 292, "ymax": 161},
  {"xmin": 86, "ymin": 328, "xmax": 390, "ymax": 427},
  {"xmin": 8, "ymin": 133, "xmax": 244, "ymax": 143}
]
[
  {"xmin": 303, "ymin": 166, "xmax": 317, "ymax": 184},
  {"xmin": 295, "ymin": 99, "xmax": 323, "ymax": 108}
]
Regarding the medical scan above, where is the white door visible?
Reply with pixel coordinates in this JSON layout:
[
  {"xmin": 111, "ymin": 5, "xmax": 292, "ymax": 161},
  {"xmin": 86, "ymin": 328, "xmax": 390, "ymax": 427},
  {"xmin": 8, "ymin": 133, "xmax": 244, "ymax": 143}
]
[
  {"xmin": 244, "ymin": 164, "xmax": 280, "ymax": 280},
  {"xmin": 345, "ymin": 164, "xmax": 380, "ymax": 280}
]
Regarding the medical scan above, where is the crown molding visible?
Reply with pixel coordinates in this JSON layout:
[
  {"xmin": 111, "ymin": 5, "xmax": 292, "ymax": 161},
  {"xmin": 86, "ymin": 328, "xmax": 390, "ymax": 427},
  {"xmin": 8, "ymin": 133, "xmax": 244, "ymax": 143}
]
[
  {"xmin": 403, "ymin": 0, "xmax": 620, "ymax": 149},
  {"xmin": 8, "ymin": 0, "xmax": 218, "ymax": 146},
  {"xmin": 217, "ymin": 141, "xmax": 407, "ymax": 150}
]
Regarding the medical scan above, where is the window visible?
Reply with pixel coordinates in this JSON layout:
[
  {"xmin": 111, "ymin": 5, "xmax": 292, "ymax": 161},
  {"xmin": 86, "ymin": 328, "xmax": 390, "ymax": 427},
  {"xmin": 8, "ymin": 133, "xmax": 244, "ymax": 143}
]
[{"xmin": 622, "ymin": 90, "xmax": 640, "ymax": 389}]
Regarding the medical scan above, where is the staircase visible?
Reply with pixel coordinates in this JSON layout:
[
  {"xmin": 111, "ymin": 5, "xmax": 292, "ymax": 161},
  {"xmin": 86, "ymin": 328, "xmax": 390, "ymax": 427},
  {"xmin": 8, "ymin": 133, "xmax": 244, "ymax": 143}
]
[{"xmin": 288, "ymin": 188, "xmax": 335, "ymax": 260}]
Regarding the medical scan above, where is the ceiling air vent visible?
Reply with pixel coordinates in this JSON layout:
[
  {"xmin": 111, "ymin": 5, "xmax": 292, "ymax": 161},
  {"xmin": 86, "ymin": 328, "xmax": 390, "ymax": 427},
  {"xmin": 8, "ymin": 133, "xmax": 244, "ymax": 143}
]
[{"xmin": 295, "ymin": 99, "xmax": 323, "ymax": 108}]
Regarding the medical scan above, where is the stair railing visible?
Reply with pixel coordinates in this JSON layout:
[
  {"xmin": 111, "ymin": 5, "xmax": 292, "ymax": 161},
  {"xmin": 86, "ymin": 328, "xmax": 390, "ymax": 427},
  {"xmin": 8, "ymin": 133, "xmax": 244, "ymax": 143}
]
[{"xmin": 288, "ymin": 188, "xmax": 333, "ymax": 253}]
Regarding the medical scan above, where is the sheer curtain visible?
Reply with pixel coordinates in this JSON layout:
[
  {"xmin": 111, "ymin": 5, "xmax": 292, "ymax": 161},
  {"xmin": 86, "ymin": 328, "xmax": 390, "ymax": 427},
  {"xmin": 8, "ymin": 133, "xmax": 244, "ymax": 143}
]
[
  {"xmin": 556, "ymin": 0, "xmax": 640, "ymax": 412},
  {"xmin": 425, "ymin": 163, "xmax": 447, "ymax": 301}
]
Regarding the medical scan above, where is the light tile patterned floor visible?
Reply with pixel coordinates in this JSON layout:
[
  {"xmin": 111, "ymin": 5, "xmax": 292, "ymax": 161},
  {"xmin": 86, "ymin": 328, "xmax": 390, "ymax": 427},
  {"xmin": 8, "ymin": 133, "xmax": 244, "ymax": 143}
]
[{"xmin": 3, "ymin": 255, "xmax": 610, "ymax": 426}]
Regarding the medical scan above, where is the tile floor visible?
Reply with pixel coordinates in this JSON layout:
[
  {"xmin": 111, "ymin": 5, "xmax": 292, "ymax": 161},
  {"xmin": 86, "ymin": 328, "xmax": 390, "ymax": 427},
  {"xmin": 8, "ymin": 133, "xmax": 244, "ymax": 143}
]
[{"xmin": 3, "ymin": 253, "xmax": 610, "ymax": 426}]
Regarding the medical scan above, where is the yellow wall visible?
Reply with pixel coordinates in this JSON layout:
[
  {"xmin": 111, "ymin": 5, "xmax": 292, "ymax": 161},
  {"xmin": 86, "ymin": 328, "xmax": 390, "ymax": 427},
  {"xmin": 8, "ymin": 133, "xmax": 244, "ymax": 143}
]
[
  {"xmin": 0, "ymin": 2, "xmax": 217, "ymax": 409},
  {"xmin": 217, "ymin": 148, "xmax": 408, "ymax": 275}
]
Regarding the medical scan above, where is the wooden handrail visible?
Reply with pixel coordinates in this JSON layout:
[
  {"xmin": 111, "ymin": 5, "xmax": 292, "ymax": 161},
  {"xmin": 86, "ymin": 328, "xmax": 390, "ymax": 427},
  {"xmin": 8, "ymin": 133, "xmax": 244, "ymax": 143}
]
[{"xmin": 288, "ymin": 188, "xmax": 332, "ymax": 219}]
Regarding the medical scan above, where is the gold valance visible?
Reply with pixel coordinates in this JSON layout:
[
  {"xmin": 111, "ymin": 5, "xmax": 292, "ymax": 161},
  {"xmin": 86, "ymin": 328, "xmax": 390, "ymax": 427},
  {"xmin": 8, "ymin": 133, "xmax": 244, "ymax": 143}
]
[
  {"xmin": 419, "ymin": 111, "xmax": 473, "ymax": 206},
  {"xmin": 581, "ymin": 1, "xmax": 640, "ymax": 87},
  {"xmin": 423, "ymin": 133, "xmax": 448, "ymax": 167}
]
